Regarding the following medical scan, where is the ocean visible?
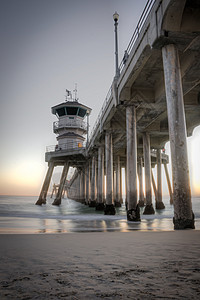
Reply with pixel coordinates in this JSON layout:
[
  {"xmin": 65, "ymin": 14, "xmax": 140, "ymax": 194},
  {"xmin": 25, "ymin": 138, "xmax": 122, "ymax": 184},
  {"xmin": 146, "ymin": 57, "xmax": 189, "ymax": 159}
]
[{"xmin": 0, "ymin": 195, "xmax": 199, "ymax": 233}]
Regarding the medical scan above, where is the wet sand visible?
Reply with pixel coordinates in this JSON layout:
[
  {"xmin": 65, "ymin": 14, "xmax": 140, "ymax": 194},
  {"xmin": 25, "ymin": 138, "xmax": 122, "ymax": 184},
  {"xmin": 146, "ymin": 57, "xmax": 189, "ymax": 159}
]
[{"xmin": 0, "ymin": 231, "xmax": 200, "ymax": 299}]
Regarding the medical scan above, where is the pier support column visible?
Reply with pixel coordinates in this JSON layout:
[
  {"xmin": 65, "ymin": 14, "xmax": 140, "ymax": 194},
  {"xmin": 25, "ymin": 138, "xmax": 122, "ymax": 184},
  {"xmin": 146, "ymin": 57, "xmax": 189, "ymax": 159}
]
[
  {"xmin": 75, "ymin": 174, "xmax": 79, "ymax": 199},
  {"xmin": 126, "ymin": 105, "xmax": 140, "ymax": 221},
  {"xmin": 115, "ymin": 156, "xmax": 122, "ymax": 207},
  {"xmin": 104, "ymin": 131, "xmax": 116, "ymax": 215},
  {"xmin": 162, "ymin": 44, "xmax": 194, "ymax": 229},
  {"xmin": 89, "ymin": 156, "xmax": 96, "ymax": 207},
  {"xmin": 83, "ymin": 169, "xmax": 86, "ymax": 201},
  {"xmin": 78, "ymin": 174, "xmax": 81, "ymax": 200},
  {"xmin": 36, "ymin": 162, "xmax": 55, "ymax": 205},
  {"xmin": 80, "ymin": 170, "xmax": 85, "ymax": 204},
  {"xmin": 143, "ymin": 133, "xmax": 155, "ymax": 214},
  {"xmin": 138, "ymin": 157, "xmax": 145, "ymax": 207},
  {"xmin": 95, "ymin": 161, "xmax": 98, "ymax": 202},
  {"xmin": 85, "ymin": 162, "xmax": 90, "ymax": 205},
  {"xmin": 113, "ymin": 169, "xmax": 116, "ymax": 203},
  {"xmin": 52, "ymin": 162, "xmax": 69, "ymax": 205},
  {"xmin": 78, "ymin": 173, "xmax": 81, "ymax": 201},
  {"xmin": 96, "ymin": 146, "xmax": 105, "ymax": 210},
  {"xmin": 151, "ymin": 170, "xmax": 158, "ymax": 203},
  {"xmin": 164, "ymin": 163, "xmax": 173, "ymax": 205},
  {"xmin": 125, "ymin": 164, "xmax": 127, "ymax": 210},
  {"xmin": 156, "ymin": 149, "xmax": 165, "ymax": 209},
  {"xmin": 72, "ymin": 175, "xmax": 78, "ymax": 200},
  {"xmin": 51, "ymin": 183, "xmax": 57, "ymax": 198},
  {"xmin": 120, "ymin": 166, "xmax": 123, "ymax": 204}
]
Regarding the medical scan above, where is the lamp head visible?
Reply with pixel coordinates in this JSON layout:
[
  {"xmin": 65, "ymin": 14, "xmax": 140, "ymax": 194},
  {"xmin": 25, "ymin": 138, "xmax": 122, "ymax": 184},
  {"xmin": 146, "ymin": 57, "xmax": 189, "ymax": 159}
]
[{"xmin": 113, "ymin": 11, "xmax": 119, "ymax": 22}]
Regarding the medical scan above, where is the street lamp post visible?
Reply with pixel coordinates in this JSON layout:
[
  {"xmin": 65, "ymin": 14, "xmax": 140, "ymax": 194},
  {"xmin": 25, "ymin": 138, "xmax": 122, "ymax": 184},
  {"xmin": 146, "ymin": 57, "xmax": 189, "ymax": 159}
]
[{"xmin": 113, "ymin": 11, "xmax": 120, "ymax": 78}]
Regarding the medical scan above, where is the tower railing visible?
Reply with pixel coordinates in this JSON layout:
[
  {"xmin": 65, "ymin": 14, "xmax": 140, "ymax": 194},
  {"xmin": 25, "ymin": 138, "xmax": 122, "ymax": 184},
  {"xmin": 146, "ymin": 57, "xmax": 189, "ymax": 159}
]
[
  {"xmin": 53, "ymin": 120, "xmax": 87, "ymax": 131},
  {"xmin": 46, "ymin": 141, "xmax": 86, "ymax": 153}
]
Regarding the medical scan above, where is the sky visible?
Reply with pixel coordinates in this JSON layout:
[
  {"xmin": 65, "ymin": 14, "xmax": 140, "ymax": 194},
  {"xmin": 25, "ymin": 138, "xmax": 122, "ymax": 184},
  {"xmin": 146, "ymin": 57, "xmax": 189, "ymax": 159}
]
[{"xmin": 0, "ymin": 0, "xmax": 199, "ymax": 197}]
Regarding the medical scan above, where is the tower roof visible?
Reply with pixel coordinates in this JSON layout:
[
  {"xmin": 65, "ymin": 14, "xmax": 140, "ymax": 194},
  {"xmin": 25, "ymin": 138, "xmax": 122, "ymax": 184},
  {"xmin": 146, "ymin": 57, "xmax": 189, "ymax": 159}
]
[{"xmin": 52, "ymin": 101, "xmax": 92, "ymax": 116}]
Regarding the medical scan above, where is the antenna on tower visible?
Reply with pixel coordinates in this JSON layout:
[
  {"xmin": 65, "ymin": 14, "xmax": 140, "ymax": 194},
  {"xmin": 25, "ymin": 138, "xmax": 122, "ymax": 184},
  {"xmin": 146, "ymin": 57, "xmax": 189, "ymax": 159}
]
[
  {"xmin": 73, "ymin": 83, "xmax": 78, "ymax": 102},
  {"xmin": 65, "ymin": 89, "xmax": 72, "ymax": 101}
]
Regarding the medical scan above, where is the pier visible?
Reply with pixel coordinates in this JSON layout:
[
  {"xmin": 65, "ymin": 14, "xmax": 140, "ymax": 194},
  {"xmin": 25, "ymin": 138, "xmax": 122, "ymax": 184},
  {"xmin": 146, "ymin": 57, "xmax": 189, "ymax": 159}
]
[{"xmin": 36, "ymin": 0, "xmax": 200, "ymax": 229}]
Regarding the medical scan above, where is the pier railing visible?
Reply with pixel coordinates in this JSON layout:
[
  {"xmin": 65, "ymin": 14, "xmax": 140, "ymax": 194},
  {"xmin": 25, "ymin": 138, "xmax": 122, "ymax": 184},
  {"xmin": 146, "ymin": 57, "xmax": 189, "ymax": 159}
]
[
  {"xmin": 88, "ymin": 0, "xmax": 155, "ymax": 146},
  {"xmin": 89, "ymin": 85, "xmax": 112, "ymax": 142},
  {"xmin": 119, "ymin": 0, "xmax": 155, "ymax": 73}
]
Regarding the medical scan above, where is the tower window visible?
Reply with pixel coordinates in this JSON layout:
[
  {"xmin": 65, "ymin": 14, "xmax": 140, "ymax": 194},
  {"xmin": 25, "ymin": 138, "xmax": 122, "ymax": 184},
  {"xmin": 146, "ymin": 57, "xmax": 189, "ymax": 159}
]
[
  {"xmin": 66, "ymin": 107, "xmax": 78, "ymax": 115},
  {"xmin": 78, "ymin": 108, "xmax": 86, "ymax": 117},
  {"xmin": 56, "ymin": 107, "xmax": 66, "ymax": 116}
]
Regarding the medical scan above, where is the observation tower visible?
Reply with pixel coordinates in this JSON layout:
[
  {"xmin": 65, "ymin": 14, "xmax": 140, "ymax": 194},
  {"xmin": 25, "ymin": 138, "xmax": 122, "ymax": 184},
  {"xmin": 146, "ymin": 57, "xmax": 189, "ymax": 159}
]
[
  {"xmin": 36, "ymin": 88, "xmax": 91, "ymax": 206},
  {"xmin": 52, "ymin": 88, "xmax": 91, "ymax": 151}
]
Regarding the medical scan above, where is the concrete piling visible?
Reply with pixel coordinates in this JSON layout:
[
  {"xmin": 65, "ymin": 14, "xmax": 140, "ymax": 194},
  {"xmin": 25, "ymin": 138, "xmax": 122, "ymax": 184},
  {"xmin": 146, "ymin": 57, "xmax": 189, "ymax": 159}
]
[
  {"xmin": 52, "ymin": 162, "xmax": 69, "ymax": 206},
  {"xmin": 85, "ymin": 162, "xmax": 90, "ymax": 205},
  {"xmin": 115, "ymin": 156, "xmax": 122, "ymax": 207},
  {"xmin": 96, "ymin": 146, "xmax": 105, "ymax": 210},
  {"xmin": 164, "ymin": 163, "xmax": 173, "ymax": 205},
  {"xmin": 156, "ymin": 149, "xmax": 165, "ymax": 209},
  {"xmin": 138, "ymin": 157, "xmax": 145, "ymax": 207},
  {"xmin": 35, "ymin": 162, "xmax": 55, "ymax": 205},
  {"xmin": 104, "ymin": 131, "xmax": 116, "ymax": 215},
  {"xmin": 151, "ymin": 170, "xmax": 158, "ymax": 204},
  {"xmin": 143, "ymin": 133, "xmax": 155, "ymax": 215},
  {"xmin": 162, "ymin": 44, "xmax": 194, "ymax": 229},
  {"xmin": 89, "ymin": 156, "xmax": 96, "ymax": 207},
  {"xmin": 126, "ymin": 105, "xmax": 140, "ymax": 221}
]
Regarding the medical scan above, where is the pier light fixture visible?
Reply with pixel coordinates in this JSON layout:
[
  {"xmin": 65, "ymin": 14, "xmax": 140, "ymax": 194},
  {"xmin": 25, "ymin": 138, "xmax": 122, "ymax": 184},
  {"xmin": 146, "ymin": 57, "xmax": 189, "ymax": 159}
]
[
  {"xmin": 113, "ymin": 11, "xmax": 119, "ymax": 22},
  {"xmin": 113, "ymin": 11, "xmax": 120, "ymax": 77}
]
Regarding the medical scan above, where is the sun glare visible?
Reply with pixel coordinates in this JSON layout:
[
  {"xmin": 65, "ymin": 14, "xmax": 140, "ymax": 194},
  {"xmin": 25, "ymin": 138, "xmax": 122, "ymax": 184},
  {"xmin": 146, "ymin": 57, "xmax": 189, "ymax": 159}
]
[
  {"xmin": 0, "ymin": 160, "xmax": 45, "ymax": 196},
  {"xmin": 190, "ymin": 128, "xmax": 200, "ymax": 195}
]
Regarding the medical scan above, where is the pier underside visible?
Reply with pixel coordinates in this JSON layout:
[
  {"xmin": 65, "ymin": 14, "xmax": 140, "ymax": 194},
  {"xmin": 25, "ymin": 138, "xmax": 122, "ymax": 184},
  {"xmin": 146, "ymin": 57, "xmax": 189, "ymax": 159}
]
[{"xmin": 37, "ymin": 0, "xmax": 200, "ymax": 230}]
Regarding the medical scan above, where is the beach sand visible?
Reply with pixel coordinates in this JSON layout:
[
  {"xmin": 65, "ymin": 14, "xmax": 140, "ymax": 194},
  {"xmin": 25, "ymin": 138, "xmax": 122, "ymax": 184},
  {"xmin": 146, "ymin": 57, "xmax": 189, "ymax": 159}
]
[{"xmin": 0, "ymin": 231, "xmax": 200, "ymax": 299}]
